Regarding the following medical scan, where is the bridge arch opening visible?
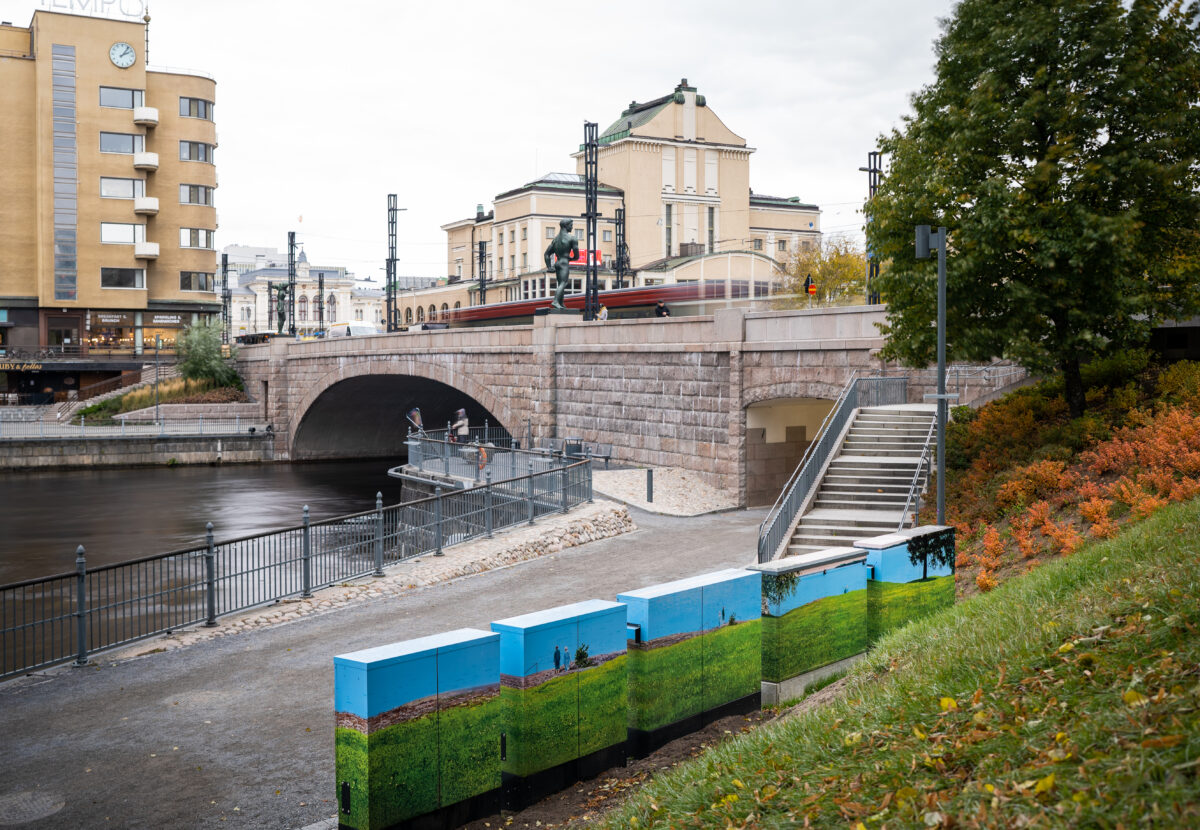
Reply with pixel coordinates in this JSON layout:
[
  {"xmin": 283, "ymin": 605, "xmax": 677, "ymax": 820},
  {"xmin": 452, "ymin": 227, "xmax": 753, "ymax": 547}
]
[
  {"xmin": 291, "ymin": 374, "xmax": 506, "ymax": 461},
  {"xmin": 745, "ymin": 395, "xmax": 837, "ymax": 507}
]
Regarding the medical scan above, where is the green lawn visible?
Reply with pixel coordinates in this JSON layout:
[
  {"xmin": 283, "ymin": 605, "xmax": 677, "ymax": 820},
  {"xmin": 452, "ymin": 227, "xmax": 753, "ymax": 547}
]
[
  {"xmin": 601, "ymin": 497, "xmax": 1200, "ymax": 828},
  {"xmin": 701, "ymin": 618, "xmax": 762, "ymax": 713},
  {"xmin": 867, "ymin": 574, "xmax": 955, "ymax": 643},
  {"xmin": 502, "ymin": 656, "xmax": 628, "ymax": 777},
  {"xmin": 762, "ymin": 588, "xmax": 867, "ymax": 682},
  {"xmin": 628, "ymin": 635, "xmax": 704, "ymax": 732},
  {"xmin": 335, "ymin": 694, "xmax": 502, "ymax": 830}
]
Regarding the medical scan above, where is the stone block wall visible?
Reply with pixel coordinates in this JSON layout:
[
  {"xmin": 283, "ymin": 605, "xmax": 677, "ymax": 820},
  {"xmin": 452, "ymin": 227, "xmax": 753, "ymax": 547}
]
[
  {"xmin": 0, "ymin": 435, "xmax": 273, "ymax": 470},
  {"xmin": 745, "ymin": 426, "xmax": 809, "ymax": 507}
]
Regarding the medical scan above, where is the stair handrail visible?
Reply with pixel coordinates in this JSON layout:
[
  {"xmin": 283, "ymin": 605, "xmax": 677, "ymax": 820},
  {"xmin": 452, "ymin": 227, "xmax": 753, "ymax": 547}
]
[
  {"xmin": 756, "ymin": 372, "xmax": 861, "ymax": 564},
  {"xmin": 897, "ymin": 416, "xmax": 938, "ymax": 531}
]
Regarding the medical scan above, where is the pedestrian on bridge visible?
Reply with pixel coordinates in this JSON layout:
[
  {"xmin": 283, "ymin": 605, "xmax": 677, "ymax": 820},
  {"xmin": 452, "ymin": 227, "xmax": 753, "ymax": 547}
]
[{"xmin": 452, "ymin": 408, "xmax": 469, "ymax": 443}]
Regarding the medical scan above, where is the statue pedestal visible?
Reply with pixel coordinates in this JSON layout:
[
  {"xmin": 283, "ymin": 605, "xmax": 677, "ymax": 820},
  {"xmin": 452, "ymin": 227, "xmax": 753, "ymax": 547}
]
[{"xmin": 534, "ymin": 308, "xmax": 582, "ymax": 316}]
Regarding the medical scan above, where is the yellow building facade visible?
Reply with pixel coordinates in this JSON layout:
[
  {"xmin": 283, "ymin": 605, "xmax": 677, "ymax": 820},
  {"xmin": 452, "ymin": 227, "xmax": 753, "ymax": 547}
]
[
  {"xmin": 0, "ymin": 9, "xmax": 218, "ymax": 397},
  {"xmin": 441, "ymin": 80, "xmax": 820, "ymax": 302}
]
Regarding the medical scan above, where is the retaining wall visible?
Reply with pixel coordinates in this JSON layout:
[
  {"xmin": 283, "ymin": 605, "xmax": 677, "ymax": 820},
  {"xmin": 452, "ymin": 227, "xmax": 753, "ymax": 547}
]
[{"xmin": 0, "ymin": 435, "xmax": 274, "ymax": 470}]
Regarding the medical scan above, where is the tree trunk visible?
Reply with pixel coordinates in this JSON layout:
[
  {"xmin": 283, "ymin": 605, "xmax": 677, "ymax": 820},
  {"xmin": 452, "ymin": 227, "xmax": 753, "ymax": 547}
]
[{"xmin": 1062, "ymin": 355, "xmax": 1086, "ymax": 418}]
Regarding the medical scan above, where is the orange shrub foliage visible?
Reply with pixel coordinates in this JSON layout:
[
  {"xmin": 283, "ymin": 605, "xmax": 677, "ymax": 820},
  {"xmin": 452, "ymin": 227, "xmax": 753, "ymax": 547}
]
[
  {"xmin": 995, "ymin": 460, "xmax": 1077, "ymax": 509},
  {"xmin": 1082, "ymin": 408, "xmax": 1200, "ymax": 477},
  {"xmin": 1011, "ymin": 524, "xmax": 1040, "ymax": 559},
  {"xmin": 1042, "ymin": 519, "xmax": 1084, "ymax": 555},
  {"xmin": 1089, "ymin": 515, "xmax": 1120, "ymax": 539},
  {"xmin": 980, "ymin": 525, "xmax": 1005, "ymax": 570},
  {"xmin": 976, "ymin": 570, "xmax": 999, "ymax": 592},
  {"xmin": 1076, "ymin": 480, "xmax": 1104, "ymax": 501},
  {"xmin": 1079, "ymin": 497, "xmax": 1112, "ymax": 524}
]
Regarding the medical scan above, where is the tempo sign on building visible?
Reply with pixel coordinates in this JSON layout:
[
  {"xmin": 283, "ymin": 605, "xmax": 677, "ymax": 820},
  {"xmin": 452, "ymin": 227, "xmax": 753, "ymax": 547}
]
[{"xmin": 39, "ymin": 0, "xmax": 147, "ymax": 21}]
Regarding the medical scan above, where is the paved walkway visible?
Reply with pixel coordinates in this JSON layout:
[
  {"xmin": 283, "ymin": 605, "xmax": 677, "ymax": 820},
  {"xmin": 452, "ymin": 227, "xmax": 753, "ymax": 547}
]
[{"xmin": 0, "ymin": 505, "xmax": 766, "ymax": 830}]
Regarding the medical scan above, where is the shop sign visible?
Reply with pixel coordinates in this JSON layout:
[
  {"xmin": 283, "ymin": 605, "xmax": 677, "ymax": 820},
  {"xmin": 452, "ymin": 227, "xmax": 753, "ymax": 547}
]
[
  {"xmin": 93, "ymin": 311, "xmax": 134, "ymax": 326},
  {"xmin": 148, "ymin": 313, "xmax": 185, "ymax": 327},
  {"xmin": 0, "ymin": 362, "xmax": 42, "ymax": 371},
  {"xmin": 40, "ymin": 0, "xmax": 147, "ymax": 21},
  {"xmin": 568, "ymin": 250, "xmax": 603, "ymax": 268}
]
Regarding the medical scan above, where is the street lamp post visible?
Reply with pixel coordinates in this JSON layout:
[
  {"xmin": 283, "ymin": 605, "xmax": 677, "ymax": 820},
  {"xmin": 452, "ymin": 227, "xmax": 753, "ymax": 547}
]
[
  {"xmin": 154, "ymin": 334, "xmax": 162, "ymax": 426},
  {"xmin": 915, "ymin": 225, "xmax": 953, "ymax": 525}
]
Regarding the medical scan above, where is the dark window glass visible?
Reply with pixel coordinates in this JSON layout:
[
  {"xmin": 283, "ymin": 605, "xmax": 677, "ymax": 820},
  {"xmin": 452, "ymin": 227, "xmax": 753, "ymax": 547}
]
[
  {"xmin": 180, "ymin": 272, "xmax": 214, "ymax": 291},
  {"xmin": 100, "ymin": 87, "xmax": 141, "ymax": 108},
  {"xmin": 100, "ymin": 132, "xmax": 136, "ymax": 153},
  {"xmin": 101, "ymin": 268, "xmax": 144, "ymax": 288}
]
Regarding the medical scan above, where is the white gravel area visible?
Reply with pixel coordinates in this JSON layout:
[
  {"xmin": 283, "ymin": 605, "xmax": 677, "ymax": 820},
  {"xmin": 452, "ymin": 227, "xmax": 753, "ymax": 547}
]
[
  {"xmin": 593, "ymin": 467, "xmax": 738, "ymax": 516},
  {"xmin": 101, "ymin": 501, "xmax": 634, "ymax": 663}
]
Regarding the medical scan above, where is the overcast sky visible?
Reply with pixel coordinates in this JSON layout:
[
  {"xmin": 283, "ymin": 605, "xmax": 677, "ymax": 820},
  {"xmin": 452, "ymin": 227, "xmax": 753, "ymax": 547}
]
[{"xmin": 5, "ymin": 0, "xmax": 958, "ymax": 279}]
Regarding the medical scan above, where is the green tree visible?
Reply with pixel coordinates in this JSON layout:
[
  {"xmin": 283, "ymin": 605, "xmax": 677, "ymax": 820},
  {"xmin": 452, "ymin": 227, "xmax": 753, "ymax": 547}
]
[
  {"xmin": 867, "ymin": 0, "xmax": 1200, "ymax": 417},
  {"xmin": 778, "ymin": 236, "xmax": 868, "ymax": 307},
  {"xmin": 175, "ymin": 320, "xmax": 239, "ymax": 387}
]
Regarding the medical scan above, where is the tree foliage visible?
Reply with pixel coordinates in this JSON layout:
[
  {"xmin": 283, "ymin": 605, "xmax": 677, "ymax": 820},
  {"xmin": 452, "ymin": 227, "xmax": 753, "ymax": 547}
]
[
  {"xmin": 867, "ymin": 0, "xmax": 1200, "ymax": 416},
  {"xmin": 175, "ymin": 320, "xmax": 239, "ymax": 387},
  {"xmin": 778, "ymin": 236, "xmax": 868, "ymax": 307}
]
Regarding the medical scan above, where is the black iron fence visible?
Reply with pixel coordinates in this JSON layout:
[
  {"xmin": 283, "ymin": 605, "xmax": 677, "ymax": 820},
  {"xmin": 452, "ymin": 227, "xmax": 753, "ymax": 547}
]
[{"xmin": 1, "ymin": 460, "xmax": 593, "ymax": 681}]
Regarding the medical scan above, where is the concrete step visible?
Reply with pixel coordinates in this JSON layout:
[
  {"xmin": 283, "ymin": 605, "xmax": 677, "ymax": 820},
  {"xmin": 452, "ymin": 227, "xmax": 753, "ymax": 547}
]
[
  {"xmin": 814, "ymin": 497, "xmax": 910, "ymax": 510},
  {"xmin": 815, "ymin": 489, "xmax": 917, "ymax": 503},
  {"xmin": 841, "ymin": 440, "xmax": 927, "ymax": 451},
  {"xmin": 846, "ymin": 428, "xmax": 932, "ymax": 438},
  {"xmin": 855, "ymin": 413, "xmax": 936, "ymax": 424},
  {"xmin": 822, "ymin": 475, "xmax": 919, "ymax": 489}
]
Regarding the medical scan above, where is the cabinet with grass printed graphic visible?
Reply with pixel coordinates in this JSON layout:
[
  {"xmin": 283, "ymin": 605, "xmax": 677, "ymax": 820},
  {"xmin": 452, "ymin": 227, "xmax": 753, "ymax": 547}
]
[
  {"xmin": 751, "ymin": 548, "xmax": 870, "ymax": 693},
  {"xmin": 857, "ymin": 525, "xmax": 956, "ymax": 643},
  {"xmin": 334, "ymin": 629, "xmax": 501, "ymax": 830},
  {"xmin": 491, "ymin": 599, "xmax": 627, "ymax": 809},
  {"xmin": 618, "ymin": 568, "xmax": 762, "ymax": 757}
]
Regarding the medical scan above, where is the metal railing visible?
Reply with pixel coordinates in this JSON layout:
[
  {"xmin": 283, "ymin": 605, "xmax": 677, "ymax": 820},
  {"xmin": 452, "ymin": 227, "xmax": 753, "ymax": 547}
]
[
  {"xmin": 406, "ymin": 433, "xmax": 568, "ymax": 484},
  {"xmin": 1, "ymin": 460, "xmax": 593, "ymax": 680},
  {"xmin": 0, "ymin": 417, "xmax": 264, "ymax": 440},
  {"xmin": 756, "ymin": 374, "xmax": 909, "ymax": 563},
  {"xmin": 897, "ymin": 417, "xmax": 938, "ymax": 530},
  {"xmin": 422, "ymin": 421, "xmax": 513, "ymax": 448}
]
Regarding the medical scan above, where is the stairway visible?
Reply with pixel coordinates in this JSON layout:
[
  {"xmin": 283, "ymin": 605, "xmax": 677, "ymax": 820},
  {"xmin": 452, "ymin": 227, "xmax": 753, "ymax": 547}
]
[{"xmin": 783, "ymin": 404, "xmax": 936, "ymax": 557}]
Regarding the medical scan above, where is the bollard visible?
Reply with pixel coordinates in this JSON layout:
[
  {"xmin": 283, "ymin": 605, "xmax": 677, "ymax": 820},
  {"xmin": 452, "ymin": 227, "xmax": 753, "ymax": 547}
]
[
  {"xmin": 485, "ymin": 470, "xmax": 494, "ymax": 538},
  {"xmin": 80, "ymin": 415, "xmax": 85, "ymax": 438},
  {"xmin": 484, "ymin": 419, "xmax": 489, "ymax": 444},
  {"xmin": 236, "ymin": 414, "xmax": 240, "ymax": 432},
  {"xmin": 527, "ymin": 460, "xmax": 535, "ymax": 524},
  {"xmin": 647, "ymin": 468, "xmax": 654, "ymax": 503},
  {"xmin": 204, "ymin": 523, "xmax": 218, "ymax": 627},
  {"xmin": 443, "ymin": 436, "xmax": 450, "ymax": 476},
  {"xmin": 373, "ymin": 492, "xmax": 385, "ymax": 576},
  {"xmin": 586, "ymin": 461, "xmax": 594, "ymax": 504},
  {"xmin": 434, "ymin": 486, "xmax": 444, "ymax": 556},
  {"xmin": 560, "ymin": 465, "xmax": 569, "ymax": 513},
  {"xmin": 73, "ymin": 545, "xmax": 88, "ymax": 666},
  {"xmin": 301, "ymin": 505, "xmax": 313, "ymax": 598}
]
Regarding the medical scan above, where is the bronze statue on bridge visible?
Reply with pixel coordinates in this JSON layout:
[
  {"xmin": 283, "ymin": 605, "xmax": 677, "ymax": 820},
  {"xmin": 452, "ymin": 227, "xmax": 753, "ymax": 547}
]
[{"xmin": 543, "ymin": 218, "xmax": 580, "ymax": 309}]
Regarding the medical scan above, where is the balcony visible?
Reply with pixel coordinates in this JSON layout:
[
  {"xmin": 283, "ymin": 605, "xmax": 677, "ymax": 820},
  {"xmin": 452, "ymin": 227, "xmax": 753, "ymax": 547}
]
[
  {"xmin": 133, "ymin": 106, "xmax": 159, "ymax": 127},
  {"xmin": 133, "ymin": 151, "xmax": 159, "ymax": 171},
  {"xmin": 134, "ymin": 241, "xmax": 160, "ymax": 259},
  {"xmin": 133, "ymin": 196, "xmax": 159, "ymax": 215}
]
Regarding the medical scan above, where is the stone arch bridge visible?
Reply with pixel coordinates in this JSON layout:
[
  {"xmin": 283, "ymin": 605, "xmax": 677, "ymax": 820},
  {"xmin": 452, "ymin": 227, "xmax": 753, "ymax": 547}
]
[{"xmin": 236, "ymin": 307, "xmax": 996, "ymax": 506}]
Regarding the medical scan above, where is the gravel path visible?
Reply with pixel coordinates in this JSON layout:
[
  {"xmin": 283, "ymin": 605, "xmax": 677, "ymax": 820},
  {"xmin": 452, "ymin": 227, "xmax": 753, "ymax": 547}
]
[{"xmin": 593, "ymin": 467, "xmax": 738, "ymax": 515}]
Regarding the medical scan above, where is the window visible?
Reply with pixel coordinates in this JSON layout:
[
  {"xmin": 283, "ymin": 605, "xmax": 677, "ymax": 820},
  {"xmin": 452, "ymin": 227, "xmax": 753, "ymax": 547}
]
[
  {"xmin": 180, "ymin": 228, "xmax": 215, "ymax": 249},
  {"xmin": 327, "ymin": 295, "xmax": 337, "ymax": 321},
  {"xmin": 753, "ymin": 238, "xmax": 763, "ymax": 251},
  {"xmin": 297, "ymin": 296, "xmax": 308, "ymax": 321},
  {"xmin": 603, "ymin": 229, "xmax": 612, "ymax": 242},
  {"xmin": 179, "ymin": 97, "xmax": 214, "ymax": 120},
  {"xmin": 441, "ymin": 303, "xmax": 449, "ymax": 317},
  {"xmin": 100, "ymin": 177, "xmax": 144, "ymax": 199},
  {"xmin": 416, "ymin": 306, "xmax": 424, "ymax": 322},
  {"xmin": 777, "ymin": 240, "xmax": 787, "ymax": 252},
  {"xmin": 454, "ymin": 301, "xmax": 461, "ymax": 309},
  {"xmin": 179, "ymin": 141, "xmax": 214, "ymax": 162},
  {"xmin": 179, "ymin": 271, "xmax": 214, "ymax": 291},
  {"xmin": 455, "ymin": 259, "xmax": 462, "ymax": 278},
  {"xmin": 708, "ymin": 206, "xmax": 715, "ymax": 253},
  {"xmin": 521, "ymin": 227, "xmax": 527, "ymax": 240},
  {"xmin": 180, "ymin": 184, "xmax": 214, "ymax": 205},
  {"xmin": 99, "ymin": 86, "xmax": 143, "ymax": 108},
  {"xmin": 545, "ymin": 227, "xmax": 554, "ymax": 239},
  {"xmin": 100, "ymin": 223, "xmax": 145, "ymax": 244},
  {"xmin": 100, "ymin": 132, "xmax": 144, "ymax": 154},
  {"xmin": 405, "ymin": 308, "xmax": 413, "ymax": 324},
  {"xmin": 509, "ymin": 230, "xmax": 515, "ymax": 242},
  {"xmin": 665, "ymin": 204, "xmax": 673, "ymax": 256},
  {"xmin": 705, "ymin": 150, "xmax": 718, "ymax": 194},
  {"xmin": 521, "ymin": 253, "xmax": 527, "ymax": 269},
  {"xmin": 354, "ymin": 308, "xmax": 363, "ymax": 321},
  {"xmin": 510, "ymin": 255, "xmax": 515, "ymax": 271},
  {"xmin": 662, "ymin": 146, "xmax": 676, "ymax": 192},
  {"xmin": 428, "ymin": 304, "xmax": 436, "ymax": 320},
  {"xmin": 100, "ymin": 267, "xmax": 144, "ymax": 288}
]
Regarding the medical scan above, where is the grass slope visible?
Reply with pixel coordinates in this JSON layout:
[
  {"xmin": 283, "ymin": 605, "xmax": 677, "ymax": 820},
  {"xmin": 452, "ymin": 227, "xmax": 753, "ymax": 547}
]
[
  {"xmin": 762, "ymin": 589, "xmax": 868, "ymax": 683},
  {"xmin": 502, "ymin": 656, "xmax": 627, "ymax": 778},
  {"xmin": 603, "ymin": 497, "xmax": 1200, "ymax": 828},
  {"xmin": 867, "ymin": 576, "xmax": 955, "ymax": 643}
]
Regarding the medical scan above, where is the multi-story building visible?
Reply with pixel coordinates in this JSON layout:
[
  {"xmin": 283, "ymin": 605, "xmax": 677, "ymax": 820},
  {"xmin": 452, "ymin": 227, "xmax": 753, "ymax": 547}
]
[
  {"xmin": 0, "ymin": 9, "xmax": 218, "ymax": 400},
  {"xmin": 441, "ymin": 80, "xmax": 820, "ymax": 306}
]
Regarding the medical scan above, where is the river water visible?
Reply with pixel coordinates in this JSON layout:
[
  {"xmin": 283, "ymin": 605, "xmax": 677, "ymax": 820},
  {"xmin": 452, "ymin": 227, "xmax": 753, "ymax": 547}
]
[{"xmin": 0, "ymin": 459, "xmax": 409, "ymax": 584}]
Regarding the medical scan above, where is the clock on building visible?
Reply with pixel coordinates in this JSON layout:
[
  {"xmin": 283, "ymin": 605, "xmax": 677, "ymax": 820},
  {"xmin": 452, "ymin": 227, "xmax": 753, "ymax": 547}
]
[{"xmin": 109, "ymin": 42, "xmax": 136, "ymax": 68}]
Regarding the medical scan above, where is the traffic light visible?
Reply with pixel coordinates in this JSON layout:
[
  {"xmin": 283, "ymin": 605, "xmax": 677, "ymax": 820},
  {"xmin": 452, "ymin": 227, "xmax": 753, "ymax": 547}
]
[{"xmin": 803, "ymin": 274, "xmax": 817, "ymax": 296}]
